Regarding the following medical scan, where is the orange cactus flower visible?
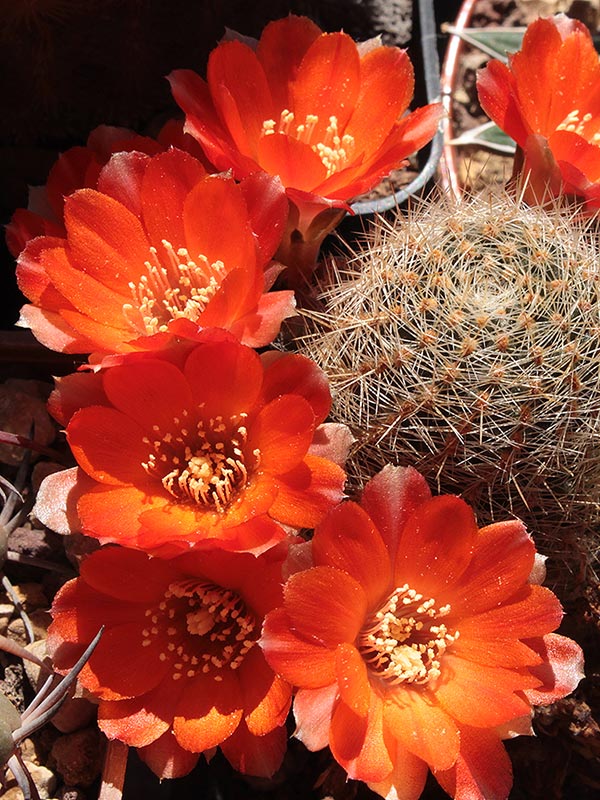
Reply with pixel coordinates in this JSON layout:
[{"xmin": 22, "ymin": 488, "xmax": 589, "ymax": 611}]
[
  {"xmin": 16, "ymin": 146, "xmax": 295, "ymax": 357},
  {"xmin": 48, "ymin": 545, "xmax": 292, "ymax": 779},
  {"xmin": 6, "ymin": 122, "xmax": 208, "ymax": 258},
  {"xmin": 34, "ymin": 334, "xmax": 350, "ymax": 557},
  {"xmin": 169, "ymin": 15, "xmax": 441, "ymax": 285},
  {"xmin": 260, "ymin": 465, "xmax": 584, "ymax": 800},
  {"xmin": 477, "ymin": 14, "xmax": 600, "ymax": 208}
]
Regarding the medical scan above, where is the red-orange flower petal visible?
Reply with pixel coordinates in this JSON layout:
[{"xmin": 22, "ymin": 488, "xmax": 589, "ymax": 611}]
[
  {"xmin": 459, "ymin": 584, "xmax": 564, "ymax": 641},
  {"xmin": 256, "ymin": 15, "xmax": 322, "ymax": 110},
  {"xmin": 98, "ymin": 679, "xmax": 184, "ymax": 747},
  {"xmin": 239, "ymin": 646, "xmax": 292, "ymax": 736},
  {"xmin": 383, "ymin": 689, "xmax": 460, "ymax": 772},
  {"xmin": 207, "ymin": 40, "xmax": 274, "ymax": 156},
  {"xmin": 367, "ymin": 740, "xmax": 428, "ymax": 800},
  {"xmin": 260, "ymin": 351, "xmax": 332, "ymax": 424},
  {"xmin": 293, "ymin": 684, "xmax": 338, "ymax": 751},
  {"xmin": 433, "ymin": 655, "xmax": 539, "ymax": 728},
  {"xmin": 330, "ymin": 692, "xmax": 393, "ymax": 783},
  {"xmin": 283, "ymin": 567, "xmax": 367, "ymax": 647},
  {"xmin": 80, "ymin": 546, "xmax": 177, "ymax": 603},
  {"xmin": 76, "ymin": 485, "xmax": 154, "ymax": 546},
  {"xmin": 49, "ymin": 545, "xmax": 291, "ymax": 779},
  {"xmin": 139, "ymin": 148, "xmax": 207, "ymax": 248},
  {"xmin": 169, "ymin": 15, "xmax": 440, "ymax": 283},
  {"xmin": 137, "ymin": 730, "xmax": 200, "ymax": 780},
  {"xmin": 46, "ymin": 339, "xmax": 347, "ymax": 556},
  {"xmin": 477, "ymin": 14, "xmax": 600, "ymax": 208},
  {"xmin": 523, "ymin": 633, "xmax": 585, "ymax": 705},
  {"xmin": 434, "ymin": 726, "xmax": 513, "ymax": 800},
  {"xmin": 249, "ymin": 395, "xmax": 315, "ymax": 472},
  {"xmin": 173, "ymin": 669, "xmax": 243, "ymax": 751},
  {"xmin": 90, "ymin": 622, "xmax": 172, "ymax": 700},
  {"xmin": 312, "ymin": 500, "xmax": 391, "ymax": 606},
  {"xmin": 446, "ymin": 520, "xmax": 535, "ymax": 615},
  {"xmin": 335, "ymin": 642, "xmax": 370, "ymax": 717},
  {"xmin": 260, "ymin": 463, "xmax": 583, "ymax": 799},
  {"xmin": 394, "ymin": 494, "xmax": 477, "ymax": 595},
  {"xmin": 347, "ymin": 45, "xmax": 414, "ymax": 155},
  {"xmin": 260, "ymin": 608, "xmax": 336, "ymax": 689},
  {"xmin": 292, "ymin": 32, "xmax": 360, "ymax": 137},
  {"xmin": 219, "ymin": 719, "xmax": 287, "ymax": 778},
  {"xmin": 268, "ymin": 454, "xmax": 346, "ymax": 530},
  {"xmin": 184, "ymin": 339, "xmax": 263, "ymax": 420},
  {"xmin": 16, "ymin": 150, "xmax": 293, "ymax": 356},
  {"xmin": 360, "ymin": 464, "xmax": 432, "ymax": 561}
]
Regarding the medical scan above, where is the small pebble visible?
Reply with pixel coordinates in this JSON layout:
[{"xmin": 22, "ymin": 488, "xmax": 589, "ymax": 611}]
[
  {"xmin": 2, "ymin": 762, "xmax": 57, "ymax": 799},
  {"xmin": 7, "ymin": 609, "xmax": 51, "ymax": 646}
]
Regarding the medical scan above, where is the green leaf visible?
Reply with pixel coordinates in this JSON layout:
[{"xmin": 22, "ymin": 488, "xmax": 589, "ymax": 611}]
[
  {"xmin": 449, "ymin": 121, "xmax": 516, "ymax": 154},
  {"xmin": 444, "ymin": 26, "xmax": 526, "ymax": 62},
  {"xmin": 445, "ymin": 25, "xmax": 600, "ymax": 62}
]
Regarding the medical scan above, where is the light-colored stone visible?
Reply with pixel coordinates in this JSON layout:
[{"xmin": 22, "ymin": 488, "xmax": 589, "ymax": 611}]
[
  {"xmin": 0, "ymin": 603, "xmax": 14, "ymax": 635},
  {"xmin": 27, "ymin": 763, "xmax": 57, "ymax": 799},
  {"xmin": 3, "ymin": 762, "xmax": 57, "ymax": 800},
  {"xmin": 19, "ymin": 736, "xmax": 41, "ymax": 765},
  {"xmin": 10, "ymin": 582, "xmax": 48, "ymax": 613},
  {"xmin": 7, "ymin": 609, "xmax": 51, "ymax": 646}
]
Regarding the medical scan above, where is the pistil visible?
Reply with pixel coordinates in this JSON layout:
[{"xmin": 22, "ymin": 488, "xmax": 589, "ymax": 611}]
[
  {"xmin": 122, "ymin": 239, "xmax": 225, "ymax": 335},
  {"xmin": 141, "ymin": 411, "xmax": 260, "ymax": 512},
  {"xmin": 556, "ymin": 108, "xmax": 600, "ymax": 143},
  {"xmin": 142, "ymin": 580, "xmax": 257, "ymax": 681},
  {"xmin": 261, "ymin": 109, "xmax": 355, "ymax": 178},
  {"xmin": 358, "ymin": 584, "xmax": 459, "ymax": 686}
]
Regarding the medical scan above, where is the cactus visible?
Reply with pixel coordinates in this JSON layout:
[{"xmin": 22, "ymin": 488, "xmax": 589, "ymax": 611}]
[{"xmin": 288, "ymin": 190, "xmax": 600, "ymax": 589}]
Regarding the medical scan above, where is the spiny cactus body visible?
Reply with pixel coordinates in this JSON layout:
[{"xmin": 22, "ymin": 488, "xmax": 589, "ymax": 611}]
[{"xmin": 290, "ymin": 191, "xmax": 600, "ymax": 588}]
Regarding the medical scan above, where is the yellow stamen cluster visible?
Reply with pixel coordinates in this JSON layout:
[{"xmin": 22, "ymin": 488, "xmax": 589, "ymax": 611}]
[
  {"xmin": 261, "ymin": 109, "xmax": 355, "ymax": 177},
  {"xmin": 142, "ymin": 579, "xmax": 257, "ymax": 681},
  {"xmin": 556, "ymin": 108, "xmax": 600, "ymax": 143},
  {"xmin": 123, "ymin": 239, "xmax": 225, "ymax": 335},
  {"xmin": 358, "ymin": 584, "xmax": 459, "ymax": 685},
  {"xmin": 141, "ymin": 410, "xmax": 260, "ymax": 512}
]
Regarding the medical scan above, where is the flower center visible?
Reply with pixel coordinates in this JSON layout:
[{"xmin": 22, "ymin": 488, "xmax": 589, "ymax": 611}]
[
  {"xmin": 122, "ymin": 239, "xmax": 226, "ymax": 336},
  {"xmin": 556, "ymin": 108, "xmax": 600, "ymax": 143},
  {"xmin": 142, "ymin": 579, "xmax": 257, "ymax": 681},
  {"xmin": 261, "ymin": 109, "xmax": 355, "ymax": 178},
  {"xmin": 141, "ymin": 411, "xmax": 260, "ymax": 512},
  {"xmin": 358, "ymin": 584, "xmax": 459, "ymax": 686}
]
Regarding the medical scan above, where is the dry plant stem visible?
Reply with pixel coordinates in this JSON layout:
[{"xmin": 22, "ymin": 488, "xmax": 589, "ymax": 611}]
[
  {"xmin": 5, "ymin": 551, "xmax": 74, "ymax": 574},
  {"xmin": 6, "ymin": 750, "xmax": 40, "ymax": 800},
  {"xmin": 1, "ymin": 447, "xmax": 37, "ymax": 642},
  {"xmin": 99, "ymin": 739, "xmax": 129, "ymax": 800},
  {"xmin": 0, "ymin": 476, "xmax": 23, "ymax": 510},
  {"xmin": 439, "ymin": 0, "xmax": 479, "ymax": 198},
  {"xmin": 1, "ymin": 630, "xmax": 103, "ymax": 799},
  {"xmin": 0, "ymin": 634, "xmax": 47, "ymax": 669},
  {"xmin": 16, "ymin": 627, "xmax": 103, "ymax": 736},
  {"xmin": 0, "ymin": 445, "xmax": 30, "ymax": 535},
  {"xmin": 0, "ymin": 431, "xmax": 66, "ymax": 463},
  {"xmin": 2, "ymin": 575, "xmax": 34, "ymax": 644}
]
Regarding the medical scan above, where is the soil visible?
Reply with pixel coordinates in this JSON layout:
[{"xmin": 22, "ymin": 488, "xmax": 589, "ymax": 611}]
[{"xmin": 0, "ymin": 2, "xmax": 599, "ymax": 800}]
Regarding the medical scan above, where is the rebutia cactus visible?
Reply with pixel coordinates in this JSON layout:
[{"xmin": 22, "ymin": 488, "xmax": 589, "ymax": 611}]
[{"xmin": 289, "ymin": 190, "xmax": 600, "ymax": 589}]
